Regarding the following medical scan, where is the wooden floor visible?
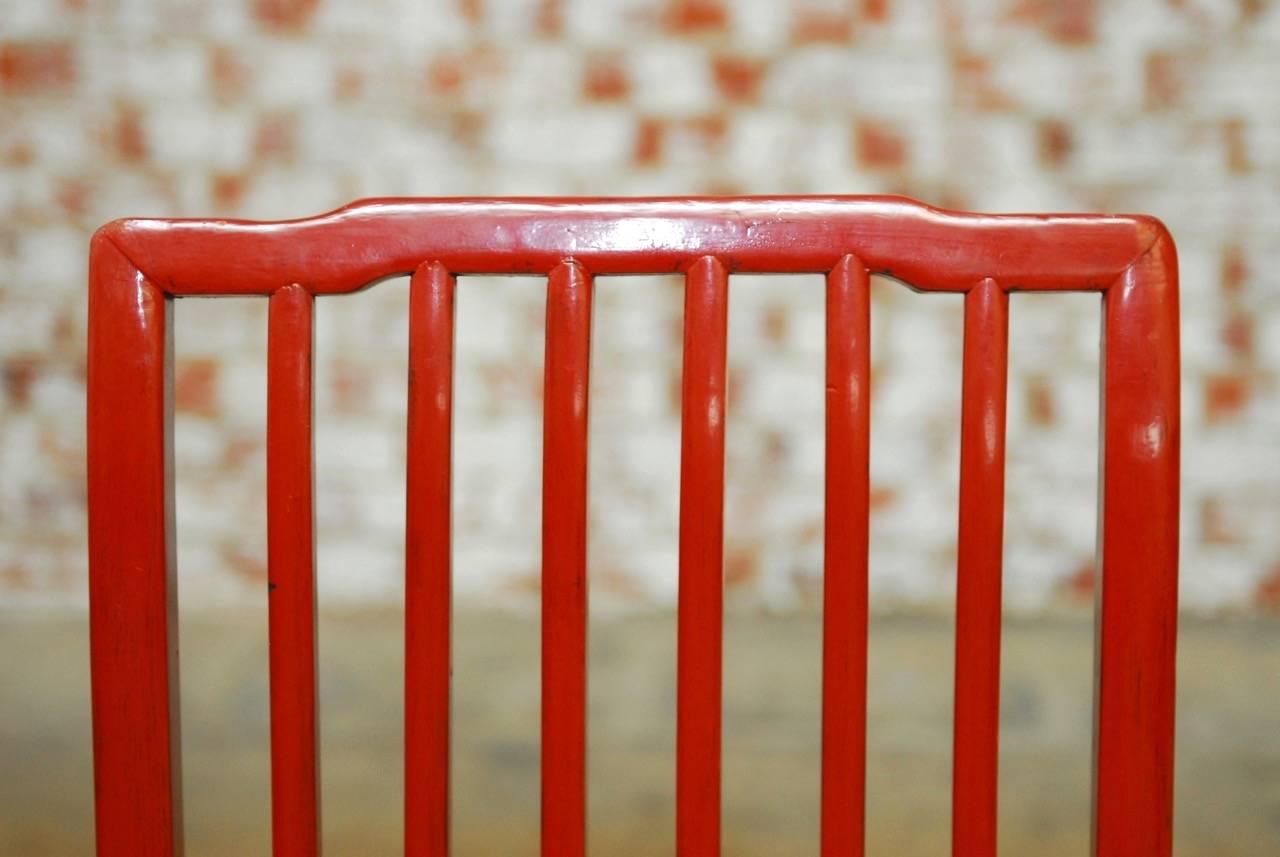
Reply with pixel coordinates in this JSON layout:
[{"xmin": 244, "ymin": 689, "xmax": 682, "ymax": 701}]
[{"xmin": 1, "ymin": 608, "xmax": 1276, "ymax": 855}]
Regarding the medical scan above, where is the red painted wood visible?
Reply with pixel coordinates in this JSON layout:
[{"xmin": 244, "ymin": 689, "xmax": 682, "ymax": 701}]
[
  {"xmin": 405, "ymin": 262, "xmax": 455, "ymax": 857},
  {"xmin": 102, "ymin": 198, "xmax": 1159, "ymax": 295},
  {"xmin": 87, "ymin": 198, "xmax": 1179, "ymax": 857},
  {"xmin": 676, "ymin": 256, "xmax": 729, "ymax": 857},
  {"xmin": 267, "ymin": 285, "xmax": 320, "ymax": 857},
  {"xmin": 87, "ymin": 231, "xmax": 183, "ymax": 857},
  {"xmin": 952, "ymin": 278, "xmax": 1009, "ymax": 857},
  {"xmin": 820, "ymin": 255, "xmax": 871, "ymax": 857},
  {"xmin": 541, "ymin": 261, "xmax": 594, "ymax": 857},
  {"xmin": 1094, "ymin": 231, "xmax": 1179, "ymax": 857}
]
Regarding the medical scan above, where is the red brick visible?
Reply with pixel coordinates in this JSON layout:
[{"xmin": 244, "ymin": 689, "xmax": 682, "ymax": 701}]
[
  {"xmin": 862, "ymin": 0, "xmax": 889, "ymax": 21},
  {"xmin": 0, "ymin": 42, "xmax": 76, "ymax": 94},
  {"xmin": 448, "ymin": 110, "xmax": 485, "ymax": 150},
  {"xmin": 536, "ymin": 0, "xmax": 563, "ymax": 36},
  {"xmin": 1223, "ymin": 118, "xmax": 1251, "ymax": 174},
  {"xmin": 1220, "ymin": 244, "xmax": 1247, "ymax": 294},
  {"xmin": 428, "ymin": 56, "xmax": 466, "ymax": 96},
  {"xmin": 761, "ymin": 303, "xmax": 788, "ymax": 344},
  {"xmin": 252, "ymin": 0, "xmax": 321, "ymax": 30},
  {"xmin": 792, "ymin": 9, "xmax": 854, "ymax": 43},
  {"xmin": 684, "ymin": 113, "xmax": 728, "ymax": 146},
  {"xmin": 253, "ymin": 112, "xmax": 298, "ymax": 162},
  {"xmin": 1203, "ymin": 374, "xmax": 1250, "ymax": 423},
  {"xmin": 211, "ymin": 172, "xmax": 248, "ymax": 211},
  {"xmin": 427, "ymin": 49, "xmax": 501, "ymax": 101},
  {"xmin": 1200, "ymin": 497, "xmax": 1242, "ymax": 546},
  {"xmin": 1145, "ymin": 52, "xmax": 1184, "ymax": 110},
  {"xmin": 952, "ymin": 52, "xmax": 1013, "ymax": 111},
  {"xmin": 583, "ymin": 55, "xmax": 630, "ymax": 102},
  {"xmin": 209, "ymin": 45, "xmax": 250, "ymax": 103},
  {"xmin": 1240, "ymin": 0, "xmax": 1267, "ymax": 21},
  {"xmin": 725, "ymin": 547, "xmax": 759, "ymax": 588},
  {"xmin": 3, "ymin": 358, "xmax": 41, "ymax": 407},
  {"xmin": 3, "ymin": 139, "xmax": 35, "ymax": 168},
  {"xmin": 222, "ymin": 543, "xmax": 267, "ymax": 585},
  {"xmin": 1255, "ymin": 563, "xmax": 1280, "ymax": 612},
  {"xmin": 1008, "ymin": 0, "xmax": 1096, "ymax": 44},
  {"xmin": 855, "ymin": 119, "xmax": 908, "ymax": 170},
  {"xmin": 108, "ymin": 101, "xmax": 147, "ymax": 163},
  {"xmin": 711, "ymin": 55, "xmax": 767, "ymax": 103},
  {"xmin": 762, "ymin": 430, "xmax": 789, "ymax": 470},
  {"xmin": 174, "ymin": 359, "xmax": 220, "ymax": 417},
  {"xmin": 665, "ymin": 0, "xmax": 728, "ymax": 33},
  {"xmin": 0, "ymin": 564, "xmax": 33, "ymax": 592},
  {"xmin": 633, "ymin": 117, "xmax": 665, "ymax": 166},
  {"xmin": 1037, "ymin": 118, "xmax": 1073, "ymax": 168},
  {"xmin": 1061, "ymin": 560, "xmax": 1095, "ymax": 602},
  {"xmin": 870, "ymin": 485, "xmax": 897, "ymax": 511},
  {"xmin": 220, "ymin": 432, "xmax": 261, "ymax": 470},
  {"xmin": 56, "ymin": 178, "xmax": 91, "ymax": 220},
  {"xmin": 1222, "ymin": 312, "xmax": 1253, "ymax": 361},
  {"xmin": 699, "ymin": 179, "xmax": 743, "ymax": 195},
  {"xmin": 1026, "ymin": 377, "xmax": 1056, "ymax": 427},
  {"xmin": 52, "ymin": 309, "xmax": 78, "ymax": 350},
  {"xmin": 333, "ymin": 66, "xmax": 365, "ymax": 101}
]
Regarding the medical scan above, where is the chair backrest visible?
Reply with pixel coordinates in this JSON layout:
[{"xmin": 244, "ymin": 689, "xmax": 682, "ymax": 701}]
[{"xmin": 87, "ymin": 196, "xmax": 1179, "ymax": 857}]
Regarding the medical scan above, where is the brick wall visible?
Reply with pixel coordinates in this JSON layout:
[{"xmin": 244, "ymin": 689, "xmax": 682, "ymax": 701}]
[{"xmin": 2, "ymin": 0, "xmax": 1277, "ymax": 612}]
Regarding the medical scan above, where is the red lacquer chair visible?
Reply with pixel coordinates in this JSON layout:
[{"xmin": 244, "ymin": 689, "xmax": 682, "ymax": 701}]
[{"xmin": 87, "ymin": 197, "xmax": 1179, "ymax": 856}]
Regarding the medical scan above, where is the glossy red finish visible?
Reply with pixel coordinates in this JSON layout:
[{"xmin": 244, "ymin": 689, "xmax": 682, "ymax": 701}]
[
  {"xmin": 87, "ymin": 197, "xmax": 1179, "ymax": 857},
  {"xmin": 821, "ymin": 255, "xmax": 870, "ymax": 857},
  {"xmin": 952, "ymin": 279, "xmax": 1009, "ymax": 857},
  {"xmin": 405, "ymin": 262, "xmax": 455, "ymax": 857},
  {"xmin": 541, "ymin": 262, "xmax": 593, "ymax": 857},
  {"xmin": 100, "ymin": 196, "xmax": 1158, "ymax": 293},
  {"xmin": 266, "ymin": 285, "xmax": 319, "ymax": 857},
  {"xmin": 676, "ymin": 256, "xmax": 729, "ymax": 857},
  {"xmin": 1095, "ymin": 233, "xmax": 1180, "ymax": 857},
  {"xmin": 87, "ymin": 231, "xmax": 182, "ymax": 857}
]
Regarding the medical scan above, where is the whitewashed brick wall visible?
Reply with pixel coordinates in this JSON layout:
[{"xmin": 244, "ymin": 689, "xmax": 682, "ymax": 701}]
[{"xmin": 1, "ymin": 0, "xmax": 1277, "ymax": 613}]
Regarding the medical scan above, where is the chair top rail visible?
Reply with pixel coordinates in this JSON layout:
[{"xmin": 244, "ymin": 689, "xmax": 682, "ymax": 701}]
[{"xmin": 93, "ymin": 195, "xmax": 1168, "ymax": 297}]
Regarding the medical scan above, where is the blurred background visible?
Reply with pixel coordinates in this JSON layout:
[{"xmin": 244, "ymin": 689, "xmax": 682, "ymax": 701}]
[{"xmin": 1, "ymin": 0, "xmax": 1277, "ymax": 854}]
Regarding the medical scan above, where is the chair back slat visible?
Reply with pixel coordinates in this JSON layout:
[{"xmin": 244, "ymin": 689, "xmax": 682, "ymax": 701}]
[
  {"xmin": 674, "ymin": 256, "xmax": 731, "ymax": 856},
  {"xmin": 265, "ymin": 284, "xmax": 319, "ymax": 857},
  {"xmin": 820, "ymin": 255, "xmax": 871, "ymax": 857},
  {"xmin": 404, "ymin": 261, "xmax": 456, "ymax": 857},
  {"xmin": 952, "ymin": 278, "xmax": 1010, "ymax": 857},
  {"xmin": 540, "ymin": 261, "xmax": 593, "ymax": 857}
]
